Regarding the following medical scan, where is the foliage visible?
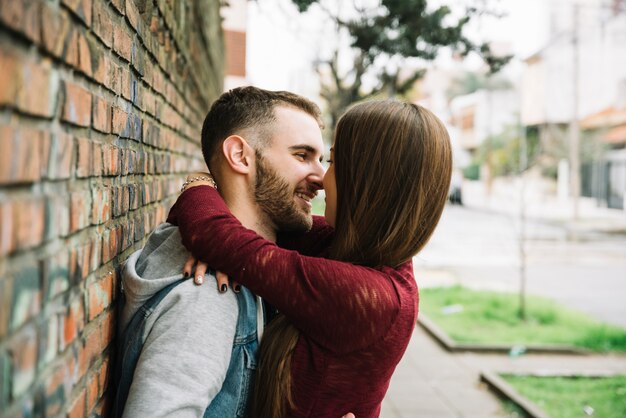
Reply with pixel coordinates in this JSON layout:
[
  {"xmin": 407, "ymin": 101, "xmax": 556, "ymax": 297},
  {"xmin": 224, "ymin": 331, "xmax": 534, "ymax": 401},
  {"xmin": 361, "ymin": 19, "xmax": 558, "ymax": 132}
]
[
  {"xmin": 463, "ymin": 163, "xmax": 480, "ymax": 180},
  {"xmin": 470, "ymin": 124, "xmax": 540, "ymax": 178},
  {"xmin": 288, "ymin": 0, "xmax": 512, "ymax": 128},
  {"xmin": 502, "ymin": 375, "xmax": 626, "ymax": 418},
  {"xmin": 446, "ymin": 71, "xmax": 513, "ymax": 99},
  {"xmin": 420, "ymin": 285, "xmax": 626, "ymax": 352}
]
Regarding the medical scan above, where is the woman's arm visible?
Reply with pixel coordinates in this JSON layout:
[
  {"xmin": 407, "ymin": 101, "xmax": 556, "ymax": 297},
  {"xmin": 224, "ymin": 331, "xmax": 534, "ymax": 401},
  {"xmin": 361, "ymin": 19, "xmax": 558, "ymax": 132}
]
[
  {"xmin": 276, "ymin": 215, "xmax": 335, "ymax": 256},
  {"xmin": 168, "ymin": 186, "xmax": 410, "ymax": 354}
]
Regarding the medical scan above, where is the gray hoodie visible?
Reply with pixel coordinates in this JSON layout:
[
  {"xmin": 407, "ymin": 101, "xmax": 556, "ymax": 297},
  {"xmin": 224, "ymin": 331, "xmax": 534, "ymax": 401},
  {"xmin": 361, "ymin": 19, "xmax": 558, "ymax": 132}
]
[{"xmin": 120, "ymin": 223, "xmax": 238, "ymax": 417}]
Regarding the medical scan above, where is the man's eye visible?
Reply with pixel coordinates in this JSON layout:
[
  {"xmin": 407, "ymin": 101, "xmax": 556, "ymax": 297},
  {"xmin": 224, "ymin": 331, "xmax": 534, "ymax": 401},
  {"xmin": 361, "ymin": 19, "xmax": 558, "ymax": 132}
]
[{"xmin": 295, "ymin": 153, "xmax": 307, "ymax": 160}]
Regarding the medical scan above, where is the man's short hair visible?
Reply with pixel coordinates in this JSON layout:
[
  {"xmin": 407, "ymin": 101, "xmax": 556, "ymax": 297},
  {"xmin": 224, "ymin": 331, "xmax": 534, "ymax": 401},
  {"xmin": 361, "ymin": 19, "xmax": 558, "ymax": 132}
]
[{"xmin": 201, "ymin": 86, "xmax": 323, "ymax": 174}]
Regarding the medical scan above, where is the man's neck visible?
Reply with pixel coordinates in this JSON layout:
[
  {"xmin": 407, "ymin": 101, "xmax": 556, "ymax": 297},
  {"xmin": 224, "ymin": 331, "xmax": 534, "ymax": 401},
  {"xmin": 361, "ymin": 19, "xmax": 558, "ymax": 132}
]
[{"xmin": 222, "ymin": 193, "xmax": 277, "ymax": 243}]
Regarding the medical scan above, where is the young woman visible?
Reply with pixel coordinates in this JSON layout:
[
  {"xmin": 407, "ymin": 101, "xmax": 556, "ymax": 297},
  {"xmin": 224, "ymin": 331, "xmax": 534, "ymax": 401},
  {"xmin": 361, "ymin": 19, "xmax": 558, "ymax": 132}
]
[{"xmin": 168, "ymin": 100, "xmax": 452, "ymax": 417}]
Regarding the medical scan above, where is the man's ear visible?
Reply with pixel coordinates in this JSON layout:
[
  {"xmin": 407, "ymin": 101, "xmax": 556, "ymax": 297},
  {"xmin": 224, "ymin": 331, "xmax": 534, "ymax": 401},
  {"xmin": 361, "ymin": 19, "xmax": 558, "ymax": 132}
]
[{"xmin": 222, "ymin": 135, "xmax": 254, "ymax": 174}]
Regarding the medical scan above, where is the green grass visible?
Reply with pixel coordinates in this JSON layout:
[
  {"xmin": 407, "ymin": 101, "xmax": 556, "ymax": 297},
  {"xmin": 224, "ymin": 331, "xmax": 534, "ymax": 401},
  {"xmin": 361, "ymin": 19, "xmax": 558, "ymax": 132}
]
[
  {"xmin": 420, "ymin": 286, "xmax": 626, "ymax": 352},
  {"xmin": 501, "ymin": 375, "xmax": 626, "ymax": 418}
]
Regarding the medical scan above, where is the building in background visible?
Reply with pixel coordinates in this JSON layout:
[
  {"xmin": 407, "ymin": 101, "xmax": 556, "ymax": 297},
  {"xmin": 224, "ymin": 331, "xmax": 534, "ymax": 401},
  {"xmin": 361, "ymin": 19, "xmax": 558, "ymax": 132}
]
[
  {"xmin": 222, "ymin": 0, "xmax": 249, "ymax": 89},
  {"xmin": 450, "ymin": 89, "xmax": 519, "ymax": 152},
  {"xmin": 520, "ymin": 0, "xmax": 626, "ymax": 209}
]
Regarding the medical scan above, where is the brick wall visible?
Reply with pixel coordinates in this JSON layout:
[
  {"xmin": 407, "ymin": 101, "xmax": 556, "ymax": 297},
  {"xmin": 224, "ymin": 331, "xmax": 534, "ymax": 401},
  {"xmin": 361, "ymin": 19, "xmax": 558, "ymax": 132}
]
[{"xmin": 0, "ymin": 1, "xmax": 224, "ymax": 416}]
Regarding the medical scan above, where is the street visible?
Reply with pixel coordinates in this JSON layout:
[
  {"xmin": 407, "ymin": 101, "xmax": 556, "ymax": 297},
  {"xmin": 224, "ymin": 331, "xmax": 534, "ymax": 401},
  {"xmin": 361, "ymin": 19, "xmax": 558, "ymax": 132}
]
[{"xmin": 414, "ymin": 204, "xmax": 626, "ymax": 329}]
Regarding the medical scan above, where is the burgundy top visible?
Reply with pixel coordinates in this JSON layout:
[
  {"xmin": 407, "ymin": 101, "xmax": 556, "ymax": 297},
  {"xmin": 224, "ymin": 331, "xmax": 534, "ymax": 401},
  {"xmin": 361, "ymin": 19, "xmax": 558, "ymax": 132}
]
[{"xmin": 167, "ymin": 186, "xmax": 419, "ymax": 418}]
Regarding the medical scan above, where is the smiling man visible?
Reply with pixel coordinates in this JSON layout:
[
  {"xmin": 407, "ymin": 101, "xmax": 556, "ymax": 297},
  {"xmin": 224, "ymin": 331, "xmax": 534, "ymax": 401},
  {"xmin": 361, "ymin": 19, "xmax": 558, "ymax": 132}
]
[{"xmin": 112, "ymin": 87, "xmax": 325, "ymax": 417}]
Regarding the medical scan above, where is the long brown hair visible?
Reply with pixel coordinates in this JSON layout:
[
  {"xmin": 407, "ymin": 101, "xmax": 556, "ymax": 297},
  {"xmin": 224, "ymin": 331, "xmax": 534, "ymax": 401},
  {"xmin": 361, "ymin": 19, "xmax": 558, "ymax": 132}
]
[{"xmin": 251, "ymin": 100, "xmax": 453, "ymax": 417}]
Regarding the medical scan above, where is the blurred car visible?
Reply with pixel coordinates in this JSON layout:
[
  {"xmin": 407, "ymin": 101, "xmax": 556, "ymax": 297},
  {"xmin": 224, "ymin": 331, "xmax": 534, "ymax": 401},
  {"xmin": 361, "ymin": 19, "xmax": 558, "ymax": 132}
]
[{"xmin": 448, "ymin": 169, "xmax": 463, "ymax": 205}]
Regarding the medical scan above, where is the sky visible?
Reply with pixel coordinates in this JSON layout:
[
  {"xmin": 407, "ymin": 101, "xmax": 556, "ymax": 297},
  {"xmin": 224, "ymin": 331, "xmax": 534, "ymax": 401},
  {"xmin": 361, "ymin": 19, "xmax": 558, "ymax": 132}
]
[{"xmin": 245, "ymin": 0, "xmax": 551, "ymax": 95}]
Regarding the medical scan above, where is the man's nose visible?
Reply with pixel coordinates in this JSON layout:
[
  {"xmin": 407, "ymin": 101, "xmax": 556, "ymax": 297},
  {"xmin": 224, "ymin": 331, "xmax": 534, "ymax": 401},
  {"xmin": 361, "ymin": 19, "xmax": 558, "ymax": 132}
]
[{"xmin": 309, "ymin": 160, "xmax": 326, "ymax": 190}]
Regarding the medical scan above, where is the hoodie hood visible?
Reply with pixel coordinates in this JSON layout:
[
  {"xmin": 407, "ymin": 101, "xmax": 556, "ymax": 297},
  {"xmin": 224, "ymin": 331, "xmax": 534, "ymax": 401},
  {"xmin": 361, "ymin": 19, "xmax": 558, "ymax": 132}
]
[{"xmin": 120, "ymin": 223, "xmax": 191, "ymax": 331}]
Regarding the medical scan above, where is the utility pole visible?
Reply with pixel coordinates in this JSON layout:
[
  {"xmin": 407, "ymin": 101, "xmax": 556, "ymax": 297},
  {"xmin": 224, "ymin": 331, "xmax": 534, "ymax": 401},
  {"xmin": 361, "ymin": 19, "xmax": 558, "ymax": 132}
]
[
  {"xmin": 569, "ymin": 2, "xmax": 581, "ymax": 219},
  {"xmin": 485, "ymin": 76, "xmax": 493, "ymax": 196},
  {"xmin": 518, "ymin": 119, "xmax": 528, "ymax": 321}
]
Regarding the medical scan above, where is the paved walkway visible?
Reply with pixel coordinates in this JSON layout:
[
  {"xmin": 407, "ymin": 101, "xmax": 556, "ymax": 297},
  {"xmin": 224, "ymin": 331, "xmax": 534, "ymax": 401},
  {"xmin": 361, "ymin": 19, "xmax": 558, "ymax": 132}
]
[
  {"xmin": 379, "ymin": 179, "xmax": 626, "ymax": 417},
  {"xmin": 382, "ymin": 325, "xmax": 626, "ymax": 417}
]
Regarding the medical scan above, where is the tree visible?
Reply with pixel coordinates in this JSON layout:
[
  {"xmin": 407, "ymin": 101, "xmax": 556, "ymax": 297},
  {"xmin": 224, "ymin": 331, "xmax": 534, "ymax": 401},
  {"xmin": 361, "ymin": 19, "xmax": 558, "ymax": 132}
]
[{"xmin": 290, "ymin": 0, "xmax": 512, "ymax": 128}]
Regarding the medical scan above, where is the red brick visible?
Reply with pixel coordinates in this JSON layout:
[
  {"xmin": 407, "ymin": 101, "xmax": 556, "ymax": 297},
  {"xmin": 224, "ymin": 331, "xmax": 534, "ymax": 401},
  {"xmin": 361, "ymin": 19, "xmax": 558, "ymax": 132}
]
[
  {"xmin": 111, "ymin": 105, "xmax": 129, "ymax": 136},
  {"xmin": 0, "ymin": 126, "xmax": 16, "ymax": 183},
  {"xmin": 0, "ymin": 48, "xmax": 20, "ymax": 106},
  {"xmin": 0, "ymin": 277, "xmax": 13, "ymax": 337},
  {"xmin": 103, "ymin": 145, "xmax": 120, "ymax": 176},
  {"xmin": 142, "ymin": 53, "xmax": 153, "ymax": 84},
  {"xmin": 47, "ymin": 132, "xmax": 73, "ymax": 180},
  {"xmin": 107, "ymin": 60, "xmax": 121, "ymax": 94},
  {"xmin": 75, "ymin": 137, "xmax": 92, "ymax": 178},
  {"xmin": 92, "ymin": 95, "xmax": 111, "ymax": 133},
  {"xmin": 21, "ymin": 128, "xmax": 46, "ymax": 183},
  {"xmin": 39, "ymin": 314, "xmax": 59, "ymax": 368},
  {"xmin": 101, "ymin": 228, "xmax": 116, "ymax": 263},
  {"xmin": 45, "ymin": 194, "xmax": 70, "ymax": 240},
  {"xmin": 90, "ymin": 235, "xmax": 102, "ymax": 272},
  {"xmin": 69, "ymin": 191, "xmax": 92, "ymax": 233},
  {"xmin": 98, "ymin": 358, "xmax": 109, "ymax": 399},
  {"xmin": 126, "ymin": 0, "xmax": 142, "ymax": 35},
  {"xmin": 92, "ymin": 0, "xmax": 113, "ymax": 48},
  {"xmin": 62, "ymin": 297, "xmax": 84, "ymax": 350},
  {"xmin": 110, "ymin": 0, "xmax": 125, "ymax": 15},
  {"xmin": 44, "ymin": 353, "xmax": 75, "ymax": 416},
  {"xmin": 100, "ymin": 308, "xmax": 115, "ymax": 348},
  {"xmin": 0, "ymin": 127, "xmax": 47, "ymax": 185},
  {"xmin": 62, "ymin": 82, "xmax": 92, "ymax": 127},
  {"xmin": 64, "ymin": 28, "xmax": 80, "ymax": 68},
  {"xmin": 77, "ymin": 31, "xmax": 92, "ymax": 76},
  {"xmin": 41, "ymin": 2, "xmax": 71, "ymax": 59},
  {"xmin": 86, "ymin": 372, "xmax": 99, "ymax": 413},
  {"xmin": 42, "ymin": 249, "xmax": 70, "ymax": 301},
  {"xmin": 69, "ymin": 241, "xmax": 92, "ymax": 283},
  {"xmin": 7, "ymin": 324, "xmax": 37, "ymax": 398},
  {"xmin": 120, "ymin": 65, "xmax": 132, "ymax": 100},
  {"xmin": 80, "ymin": 327, "xmax": 101, "ymax": 378},
  {"xmin": 91, "ymin": 186, "xmax": 111, "ymax": 225},
  {"xmin": 0, "ymin": 0, "xmax": 24, "ymax": 34},
  {"xmin": 67, "ymin": 389, "xmax": 86, "ymax": 418},
  {"xmin": 14, "ymin": 197, "xmax": 45, "ymax": 250},
  {"xmin": 142, "ymin": 88, "xmax": 155, "ymax": 115},
  {"xmin": 87, "ymin": 273, "xmax": 113, "ymax": 321},
  {"xmin": 92, "ymin": 142, "xmax": 103, "ymax": 176},
  {"xmin": 113, "ymin": 26, "xmax": 132, "ymax": 62},
  {"xmin": 90, "ymin": 37, "xmax": 108, "ymax": 86},
  {"xmin": 61, "ymin": 0, "xmax": 92, "ymax": 26},
  {"xmin": 0, "ymin": 0, "xmax": 40, "ymax": 43},
  {"xmin": 92, "ymin": 398, "xmax": 107, "ymax": 418},
  {"xmin": 16, "ymin": 60, "xmax": 57, "ymax": 117},
  {"xmin": 149, "ymin": 13, "xmax": 159, "ymax": 34}
]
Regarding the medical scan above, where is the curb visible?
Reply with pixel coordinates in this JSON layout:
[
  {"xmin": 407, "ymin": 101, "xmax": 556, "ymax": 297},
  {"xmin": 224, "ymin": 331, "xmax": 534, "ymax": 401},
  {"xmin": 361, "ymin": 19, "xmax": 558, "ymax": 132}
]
[
  {"xmin": 480, "ymin": 370, "xmax": 626, "ymax": 418},
  {"xmin": 417, "ymin": 314, "xmax": 590, "ymax": 355},
  {"xmin": 479, "ymin": 370, "xmax": 550, "ymax": 418}
]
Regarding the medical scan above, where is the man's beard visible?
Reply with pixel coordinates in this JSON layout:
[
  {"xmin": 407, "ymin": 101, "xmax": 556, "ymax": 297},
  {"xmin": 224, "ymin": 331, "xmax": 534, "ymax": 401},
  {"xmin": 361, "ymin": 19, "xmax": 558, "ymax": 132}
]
[{"xmin": 254, "ymin": 153, "xmax": 313, "ymax": 232}]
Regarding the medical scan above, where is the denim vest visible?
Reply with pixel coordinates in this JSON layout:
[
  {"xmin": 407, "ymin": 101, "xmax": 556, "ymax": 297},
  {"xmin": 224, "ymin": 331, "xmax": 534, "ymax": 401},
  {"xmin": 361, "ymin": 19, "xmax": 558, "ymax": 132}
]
[{"xmin": 111, "ymin": 278, "xmax": 261, "ymax": 418}]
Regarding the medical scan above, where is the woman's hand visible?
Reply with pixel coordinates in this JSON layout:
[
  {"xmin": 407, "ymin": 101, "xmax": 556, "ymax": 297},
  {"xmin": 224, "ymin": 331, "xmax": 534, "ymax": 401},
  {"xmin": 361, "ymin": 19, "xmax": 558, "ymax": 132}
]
[{"xmin": 183, "ymin": 255, "xmax": 240, "ymax": 293}]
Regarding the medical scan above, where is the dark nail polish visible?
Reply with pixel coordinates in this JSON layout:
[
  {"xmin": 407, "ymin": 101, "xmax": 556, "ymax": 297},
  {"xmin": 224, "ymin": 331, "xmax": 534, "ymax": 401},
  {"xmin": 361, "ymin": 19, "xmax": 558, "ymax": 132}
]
[
  {"xmin": 234, "ymin": 285, "xmax": 241, "ymax": 293},
  {"xmin": 183, "ymin": 272, "xmax": 189, "ymax": 278},
  {"xmin": 220, "ymin": 284, "xmax": 227, "ymax": 293}
]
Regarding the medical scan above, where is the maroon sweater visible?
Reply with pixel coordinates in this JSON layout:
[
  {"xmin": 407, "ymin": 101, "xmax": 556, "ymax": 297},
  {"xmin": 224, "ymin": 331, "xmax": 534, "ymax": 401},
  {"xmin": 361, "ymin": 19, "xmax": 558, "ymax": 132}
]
[{"xmin": 167, "ymin": 186, "xmax": 419, "ymax": 418}]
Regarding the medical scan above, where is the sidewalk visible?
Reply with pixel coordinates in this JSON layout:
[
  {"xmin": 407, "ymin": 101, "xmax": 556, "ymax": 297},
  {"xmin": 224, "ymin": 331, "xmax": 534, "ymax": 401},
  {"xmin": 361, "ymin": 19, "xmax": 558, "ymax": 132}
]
[
  {"xmin": 382, "ymin": 325, "xmax": 626, "ymax": 417},
  {"xmin": 462, "ymin": 179, "xmax": 626, "ymax": 236}
]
